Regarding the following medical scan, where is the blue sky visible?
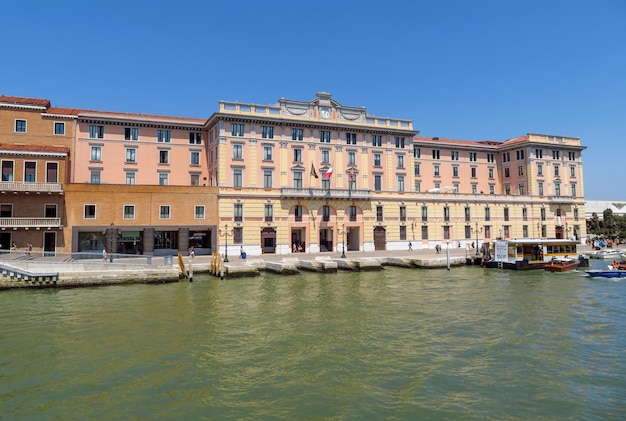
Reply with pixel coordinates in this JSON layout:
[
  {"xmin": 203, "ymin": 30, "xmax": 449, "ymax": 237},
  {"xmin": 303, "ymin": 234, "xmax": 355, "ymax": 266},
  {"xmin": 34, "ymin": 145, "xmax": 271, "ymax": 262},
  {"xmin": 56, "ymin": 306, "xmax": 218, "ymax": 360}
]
[{"xmin": 1, "ymin": 0, "xmax": 624, "ymax": 200}]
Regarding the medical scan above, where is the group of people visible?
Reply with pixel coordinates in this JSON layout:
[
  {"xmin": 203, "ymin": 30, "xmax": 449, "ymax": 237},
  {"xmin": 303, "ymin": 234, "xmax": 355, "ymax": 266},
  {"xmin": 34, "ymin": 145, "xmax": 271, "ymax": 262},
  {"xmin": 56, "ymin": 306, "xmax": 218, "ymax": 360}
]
[
  {"xmin": 7, "ymin": 241, "xmax": 31, "ymax": 254},
  {"xmin": 292, "ymin": 242, "xmax": 305, "ymax": 253}
]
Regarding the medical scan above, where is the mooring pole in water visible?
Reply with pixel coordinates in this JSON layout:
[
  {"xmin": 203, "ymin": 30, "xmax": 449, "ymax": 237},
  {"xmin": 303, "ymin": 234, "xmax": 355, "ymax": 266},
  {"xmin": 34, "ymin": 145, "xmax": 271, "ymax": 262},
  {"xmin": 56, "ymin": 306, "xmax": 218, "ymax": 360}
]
[{"xmin": 446, "ymin": 241, "xmax": 451, "ymax": 270}]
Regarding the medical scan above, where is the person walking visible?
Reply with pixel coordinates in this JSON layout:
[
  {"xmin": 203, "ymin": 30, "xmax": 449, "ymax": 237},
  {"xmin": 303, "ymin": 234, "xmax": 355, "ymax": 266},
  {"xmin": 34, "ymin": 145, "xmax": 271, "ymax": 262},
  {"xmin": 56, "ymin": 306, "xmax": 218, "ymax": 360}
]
[{"xmin": 408, "ymin": 241, "xmax": 413, "ymax": 251}]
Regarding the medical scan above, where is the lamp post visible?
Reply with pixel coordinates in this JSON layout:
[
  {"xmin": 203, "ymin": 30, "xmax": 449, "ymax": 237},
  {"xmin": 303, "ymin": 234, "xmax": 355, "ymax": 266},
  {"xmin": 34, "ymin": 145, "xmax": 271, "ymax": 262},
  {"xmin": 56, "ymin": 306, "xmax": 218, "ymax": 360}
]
[
  {"xmin": 219, "ymin": 224, "xmax": 233, "ymax": 262},
  {"xmin": 471, "ymin": 222, "xmax": 483, "ymax": 256},
  {"xmin": 108, "ymin": 222, "xmax": 115, "ymax": 263},
  {"xmin": 339, "ymin": 223, "xmax": 346, "ymax": 258}
]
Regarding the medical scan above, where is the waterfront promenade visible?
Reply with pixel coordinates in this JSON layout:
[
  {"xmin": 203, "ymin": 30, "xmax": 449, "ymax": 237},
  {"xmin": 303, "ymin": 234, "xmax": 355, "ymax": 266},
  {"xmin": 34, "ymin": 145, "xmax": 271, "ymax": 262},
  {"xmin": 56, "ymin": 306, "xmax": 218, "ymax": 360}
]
[{"xmin": 0, "ymin": 243, "xmax": 597, "ymax": 289}]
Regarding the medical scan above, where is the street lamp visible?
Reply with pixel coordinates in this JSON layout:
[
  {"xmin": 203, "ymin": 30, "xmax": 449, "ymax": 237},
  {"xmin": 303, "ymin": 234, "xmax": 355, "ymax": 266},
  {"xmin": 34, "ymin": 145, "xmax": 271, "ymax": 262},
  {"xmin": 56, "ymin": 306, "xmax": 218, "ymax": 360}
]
[
  {"xmin": 108, "ymin": 222, "xmax": 115, "ymax": 263},
  {"xmin": 219, "ymin": 224, "xmax": 233, "ymax": 262},
  {"xmin": 471, "ymin": 222, "xmax": 483, "ymax": 256},
  {"xmin": 339, "ymin": 223, "xmax": 346, "ymax": 258}
]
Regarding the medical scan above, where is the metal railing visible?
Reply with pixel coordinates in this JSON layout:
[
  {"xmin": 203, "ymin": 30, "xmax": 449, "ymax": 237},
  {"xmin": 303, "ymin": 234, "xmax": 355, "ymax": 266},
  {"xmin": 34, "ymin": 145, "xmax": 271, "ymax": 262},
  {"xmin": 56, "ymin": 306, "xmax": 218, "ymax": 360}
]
[
  {"xmin": 0, "ymin": 217, "xmax": 62, "ymax": 228},
  {"xmin": 0, "ymin": 181, "xmax": 63, "ymax": 193},
  {"xmin": 280, "ymin": 188, "xmax": 372, "ymax": 199}
]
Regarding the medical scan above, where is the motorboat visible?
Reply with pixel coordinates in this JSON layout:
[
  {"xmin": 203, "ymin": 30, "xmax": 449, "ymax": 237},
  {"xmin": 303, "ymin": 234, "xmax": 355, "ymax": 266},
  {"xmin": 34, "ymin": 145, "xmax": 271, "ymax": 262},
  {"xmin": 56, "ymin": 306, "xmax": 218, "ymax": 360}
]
[
  {"xmin": 588, "ymin": 249, "xmax": 625, "ymax": 259},
  {"xmin": 586, "ymin": 269, "xmax": 626, "ymax": 278},
  {"xmin": 544, "ymin": 258, "xmax": 579, "ymax": 273}
]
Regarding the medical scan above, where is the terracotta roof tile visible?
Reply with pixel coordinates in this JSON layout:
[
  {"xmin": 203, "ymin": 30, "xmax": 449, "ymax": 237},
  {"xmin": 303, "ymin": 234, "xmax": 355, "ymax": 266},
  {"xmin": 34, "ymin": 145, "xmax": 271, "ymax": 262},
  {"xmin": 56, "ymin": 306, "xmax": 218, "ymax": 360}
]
[{"xmin": 0, "ymin": 95, "xmax": 51, "ymax": 108}]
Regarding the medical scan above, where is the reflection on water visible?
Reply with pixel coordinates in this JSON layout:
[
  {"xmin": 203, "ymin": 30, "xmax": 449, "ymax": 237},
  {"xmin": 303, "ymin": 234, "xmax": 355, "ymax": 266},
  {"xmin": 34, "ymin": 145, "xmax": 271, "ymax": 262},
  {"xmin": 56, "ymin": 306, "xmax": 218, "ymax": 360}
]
[{"xmin": 1, "ymin": 266, "xmax": 625, "ymax": 420}]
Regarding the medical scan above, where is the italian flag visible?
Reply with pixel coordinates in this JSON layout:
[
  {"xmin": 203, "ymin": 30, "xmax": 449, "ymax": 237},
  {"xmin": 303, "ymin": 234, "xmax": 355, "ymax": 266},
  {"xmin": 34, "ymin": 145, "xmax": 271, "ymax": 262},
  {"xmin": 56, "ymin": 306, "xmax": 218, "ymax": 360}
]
[{"xmin": 323, "ymin": 164, "xmax": 334, "ymax": 178}]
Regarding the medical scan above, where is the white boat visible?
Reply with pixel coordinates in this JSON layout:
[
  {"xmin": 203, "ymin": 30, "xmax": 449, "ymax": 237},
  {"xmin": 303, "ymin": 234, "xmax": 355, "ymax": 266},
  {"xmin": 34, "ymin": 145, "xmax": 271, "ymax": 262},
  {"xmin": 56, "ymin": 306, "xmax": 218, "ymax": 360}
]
[{"xmin": 588, "ymin": 249, "xmax": 625, "ymax": 259}]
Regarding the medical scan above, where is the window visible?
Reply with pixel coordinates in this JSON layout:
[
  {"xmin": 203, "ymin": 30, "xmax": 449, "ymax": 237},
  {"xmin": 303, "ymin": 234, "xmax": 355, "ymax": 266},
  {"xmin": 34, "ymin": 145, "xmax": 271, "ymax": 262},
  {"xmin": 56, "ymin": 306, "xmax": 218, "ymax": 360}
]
[
  {"xmin": 503, "ymin": 226, "xmax": 510, "ymax": 238},
  {"xmin": 541, "ymin": 207, "xmax": 546, "ymax": 221},
  {"xmin": 538, "ymin": 181, "xmax": 544, "ymax": 196},
  {"xmin": 537, "ymin": 164, "xmax": 543, "ymax": 175},
  {"xmin": 159, "ymin": 205, "xmax": 171, "ymax": 219},
  {"xmin": 125, "ymin": 127, "xmax": 139, "ymax": 141},
  {"xmin": 321, "ymin": 178, "xmax": 330, "ymax": 190},
  {"xmin": 295, "ymin": 205, "xmax": 303, "ymax": 222},
  {"xmin": 421, "ymin": 206, "xmax": 428, "ymax": 222},
  {"xmin": 443, "ymin": 206, "xmax": 450, "ymax": 222},
  {"xmin": 570, "ymin": 166, "xmax": 576, "ymax": 177},
  {"xmin": 452, "ymin": 166, "xmax": 459, "ymax": 177},
  {"xmin": 195, "ymin": 205, "xmax": 205, "ymax": 219},
  {"xmin": 433, "ymin": 165, "xmax": 440, "ymax": 177},
  {"xmin": 400, "ymin": 225, "xmax": 407, "ymax": 240},
  {"xmin": 233, "ymin": 168, "xmax": 243, "ymax": 188},
  {"xmin": 190, "ymin": 151, "xmax": 200, "ymax": 166},
  {"xmin": 472, "ymin": 184, "xmax": 477, "ymax": 194},
  {"xmin": 90, "ymin": 170, "xmax": 101, "ymax": 184},
  {"xmin": 397, "ymin": 175, "xmax": 405, "ymax": 192},
  {"xmin": 348, "ymin": 170, "xmax": 356, "ymax": 190},
  {"xmin": 89, "ymin": 125, "xmax": 104, "ymax": 139},
  {"xmin": 414, "ymin": 163, "xmax": 420, "ymax": 176},
  {"xmin": 505, "ymin": 184, "xmax": 511, "ymax": 195},
  {"xmin": 263, "ymin": 146, "xmax": 273, "ymax": 161},
  {"xmin": 46, "ymin": 162, "xmax": 58, "ymax": 183},
  {"xmin": 293, "ymin": 148, "xmax": 302, "ymax": 163},
  {"xmin": 2, "ymin": 161, "xmax": 13, "ymax": 181},
  {"xmin": 397, "ymin": 155, "xmax": 404, "ymax": 168},
  {"xmin": 414, "ymin": 181, "xmax": 421, "ymax": 192},
  {"xmin": 574, "ymin": 208, "xmax": 579, "ymax": 221},
  {"xmin": 189, "ymin": 132, "xmax": 202, "ymax": 144},
  {"xmin": 126, "ymin": 148, "xmax": 136, "ymax": 163},
  {"xmin": 413, "ymin": 146, "xmax": 421, "ymax": 158},
  {"xmin": 504, "ymin": 207, "xmax": 509, "ymax": 222},
  {"xmin": 15, "ymin": 119, "xmax": 28, "ymax": 133},
  {"xmin": 231, "ymin": 123, "xmax": 244, "ymax": 137},
  {"xmin": 158, "ymin": 172, "xmax": 168, "ymax": 185},
  {"xmin": 157, "ymin": 129, "xmax": 171, "ymax": 142},
  {"xmin": 522, "ymin": 208, "xmax": 528, "ymax": 221},
  {"xmin": 374, "ymin": 174, "xmax": 382, "ymax": 191},
  {"xmin": 503, "ymin": 152, "xmax": 511, "ymax": 163},
  {"xmin": 451, "ymin": 151, "xmax": 459, "ymax": 160},
  {"xmin": 349, "ymin": 206, "xmax": 357, "ymax": 222},
  {"xmin": 321, "ymin": 150, "xmax": 330, "ymax": 164},
  {"xmin": 421, "ymin": 225, "xmax": 428, "ymax": 240},
  {"xmin": 568, "ymin": 151, "xmax": 577, "ymax": 161},
  {"xmin": 190, "ymin": 174, "xmax": 200, "ymax": 186},
  {"xmin": 552, "ymin": 150, "xmax": 560, "ymax": 159},
  {"xmin": 400, "ymin": 206, "xmax": 407, "ymax": 222},
  {"xmin": 24, "ymin": 162, "xmax": 36, "ymax": 182},
  {"xmin": 44, "ymin": 204, "xmax": 57, "ymax": 218},
  {"xmin": 372, "ymin": 135, "xmax": 382, "ymax": 146},
  {"xmin": 234, "ymin": 204, "xmax": 243, "ymax": 222},
  {"xmin": 555, "ymin": 183, "xmax": 561, "ymax": 196},
  {"xmin": 90, "ymin": 146, "xmax": 102, "ymax": 162},
  {"xmin": 376, "ymin": 205, "xmax": 383, "ymax": 222},
  {"xmin": 443, "ymin": 226, "xmax": 450, "ymax": 240},
  {"xmin": 489, "ymin": 185, "xmax": 495, "ymax": 194},
  {"xmin": 262, "ymin": 125, "xmax": 274, "ymax": 139},
  {"xmin": 487, "ymin": 153, "xmax": 495, "ymax": 163},
  {"xmin": 471, "ymin": 167, "xmax": 477, "ymax": 178},
  {"xmin": 322, "ymin": 206, "xmax": 330, "ymax": 222},
  {"xmin": 263, "ymin": 170, "xmax": 273, "ymax": 188},
  {"xmin": 123, "ymin": 205, "xmax": 135, "ymax": 219},
  {"xmin": 485, "ymin": 207, "xmax": 491, "ymax": 221},
  {"xmin": 84, "ymin": 204, "xmax": 96, "ymax": 219},
  {"xmin": 54, "ymin": 122, "xmax": 65, "ymax": 135},
  {"xmin": 264, "ymin": 204, "xmax": 273, "ymax": 222},
  {"xmin": 348, "ymin": 151, "xmax": 356, "ymax": 165},
  {"xmin": 465, "ymin": 225, "xmax": 472, "ymax": 239},
  {"xmin": 395, "ymin": 137, "xmax": 405, "ymax": 148},
  {"xmin": 432, "ymin": 150, "xmax": 440, "ymax": 159},
  {"xmin": 522, "ymin": 225, "xmax": 528, "ymax": 237},
  {"xmin": 571, "ymin": 183, "xmax": 577, "ymax": 197},
  {"xmin": 469, "ymin": 152, "xmax": 477, "ymax": 162},
  {"xmin": 159, "ymin": 150, "xmax": 169, "ymax": 164},
  {"xmin": 554, "ymin": 165, "xmax": 560, "ymax": 177},
  {"xmin": 233, "ymin": 144, "xmax": 243, "ymax": 160},
  {"xmin": 518, "ymin": 166, "xmax": 524, "ymax": 176},
  {"xmin": 293, "ymin": 171, "xmax": 303, "ymax": 189},
  {"xmin": 373, "ymin": 153, "xmax": 382, "ymax": 166},
  {"xmin": 488, "ymin": 167, "xmax": 494, "ymax": 179},
  {"xmin": 504, "ymin": 168, "xmax": 510, "ymax": 178},
  {"xmin": 465, "ymin": 206, "xmax": 471, "ymax": 222},
  {"xmin": 291, "ymin": 128, "xmax": 304, "ymax": 141},
  {"xmin": 518, "ymin": 184, "xmax": 525, "ymax": 195},
  {"xmin": 516, "ymin": 150, "xmax": 525, "ymax": 160},
  {"xmin": 125, "ymin": 171, "xmax": 136, "ymax": 185},
  {"xmin": 0, "ymin": 204, "xmax": 11, "ymax": 217},
  {"xmin": 320, "ymin": 130, "xmax": 331, "ymax": 143},
  {"xmin": 345, "ymin": 133, "xmax": 357, "ymax": 145},
  {"xmin": 535, "ymin": 149, "xmax": 543, "ymax": 159}
]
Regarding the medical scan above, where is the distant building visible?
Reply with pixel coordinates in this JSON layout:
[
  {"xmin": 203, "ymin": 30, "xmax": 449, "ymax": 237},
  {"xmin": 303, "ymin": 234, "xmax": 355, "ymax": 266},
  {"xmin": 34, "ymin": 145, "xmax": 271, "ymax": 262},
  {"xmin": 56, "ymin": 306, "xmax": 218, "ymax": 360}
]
[{"xmin": 585, "ymin": 200, "xmax": 626, "ymax": 219}]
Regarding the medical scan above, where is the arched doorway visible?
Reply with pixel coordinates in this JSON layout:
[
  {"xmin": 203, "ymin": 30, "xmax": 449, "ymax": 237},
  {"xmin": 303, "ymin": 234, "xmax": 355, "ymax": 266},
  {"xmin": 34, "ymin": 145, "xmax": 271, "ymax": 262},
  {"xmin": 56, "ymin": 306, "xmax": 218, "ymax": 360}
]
[
  {"xmin": 374, "ymin": 226, "xmax": 386, "ymax": 250},
  {"xmin": 261, "ymin": 227, "xmax": 276, "ymax": 253}
]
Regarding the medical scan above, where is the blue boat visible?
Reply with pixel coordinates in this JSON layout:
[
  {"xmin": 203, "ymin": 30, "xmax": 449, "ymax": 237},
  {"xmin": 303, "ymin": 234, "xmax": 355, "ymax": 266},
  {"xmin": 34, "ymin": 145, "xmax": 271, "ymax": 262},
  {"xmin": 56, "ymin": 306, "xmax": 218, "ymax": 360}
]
[{"xmin": 586, "ymin": 269, "xmax": 626, "ymax": 278}]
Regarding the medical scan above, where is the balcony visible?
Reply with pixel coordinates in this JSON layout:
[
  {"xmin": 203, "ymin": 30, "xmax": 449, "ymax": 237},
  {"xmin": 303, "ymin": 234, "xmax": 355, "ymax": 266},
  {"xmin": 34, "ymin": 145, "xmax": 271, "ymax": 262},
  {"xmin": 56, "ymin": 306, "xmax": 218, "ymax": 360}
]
[
  {"xmin": 546, "ymin": 195, "xmax": 577, "ymax": 204},
  {"xmin": 0, "ymin": 217, "xmax": 62, "ymax": 229},
  {"xmin": 0, "ymin": 182, "xmax": 63, "ymax": 194},
  {"xmin": 280, "ymin": 188, "xmax": 372, "ymax": 200}
]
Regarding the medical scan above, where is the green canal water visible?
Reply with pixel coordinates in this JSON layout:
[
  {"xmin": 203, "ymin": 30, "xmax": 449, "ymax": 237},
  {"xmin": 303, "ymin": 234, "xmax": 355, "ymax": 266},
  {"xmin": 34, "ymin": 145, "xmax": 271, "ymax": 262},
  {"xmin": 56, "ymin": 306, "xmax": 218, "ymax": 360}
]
[{"xmin": 1, "ymin": 263, "xmax": 625, "ymax": 420}]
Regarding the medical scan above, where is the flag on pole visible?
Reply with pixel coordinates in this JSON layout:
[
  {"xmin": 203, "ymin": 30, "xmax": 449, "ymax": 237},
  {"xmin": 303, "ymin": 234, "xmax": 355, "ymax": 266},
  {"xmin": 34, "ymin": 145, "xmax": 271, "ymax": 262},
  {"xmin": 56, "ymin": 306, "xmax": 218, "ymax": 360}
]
[
  {"xmin": 310, "ymin": 163, "xmax": 319, "ymax": 179},
  {"xmin": 349, "ymin": 170, "xmax": 355, "ymax": 183},
  {"xmin": 323, "ymin": 164, "xmax": 334, "ymax": 178}
]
